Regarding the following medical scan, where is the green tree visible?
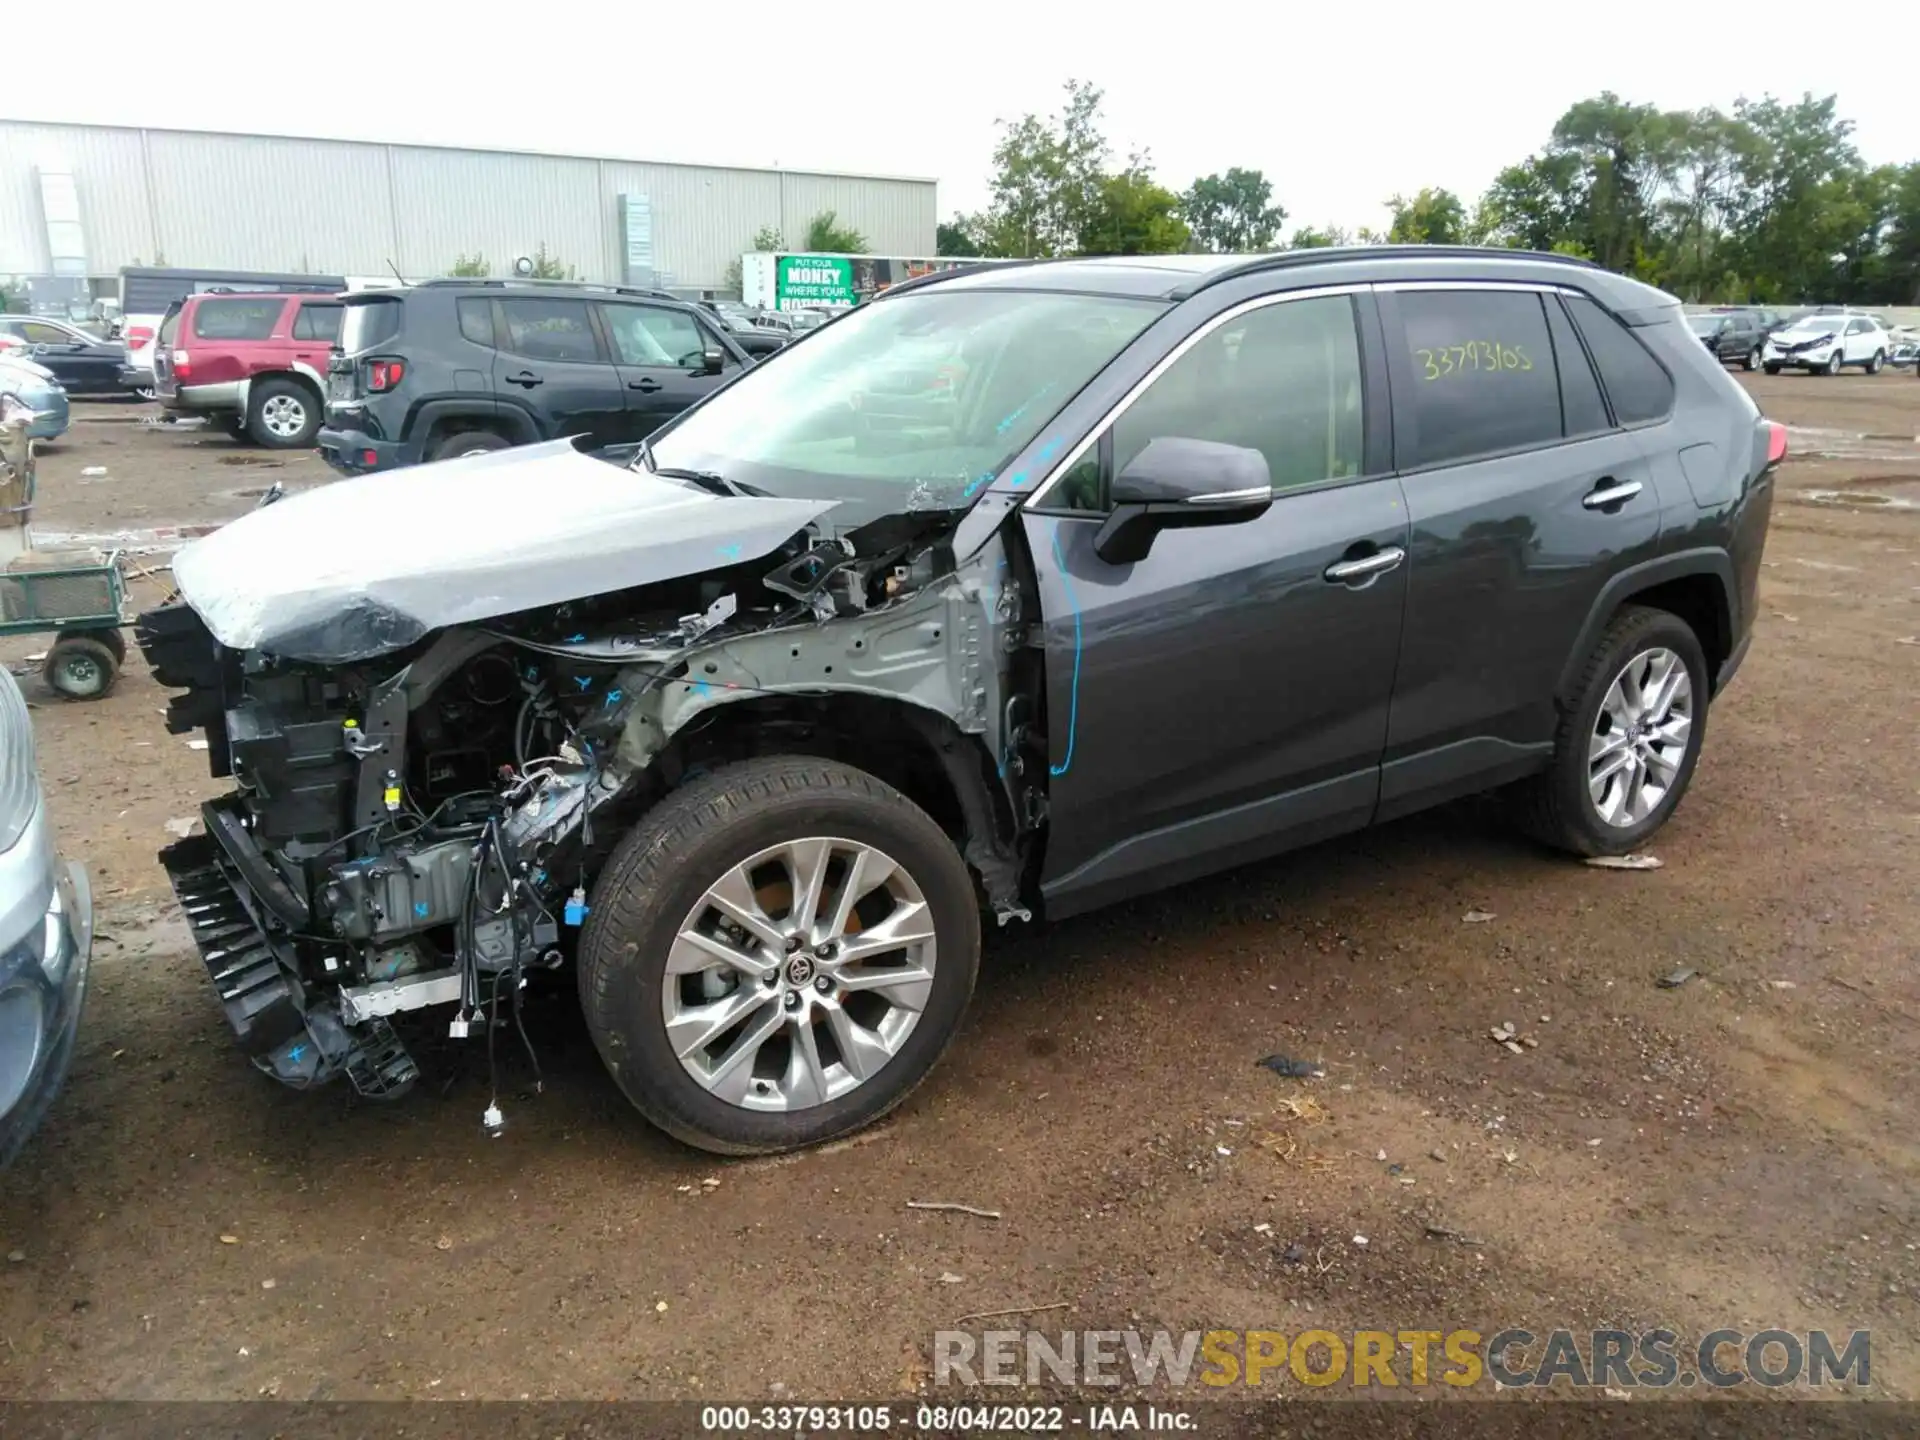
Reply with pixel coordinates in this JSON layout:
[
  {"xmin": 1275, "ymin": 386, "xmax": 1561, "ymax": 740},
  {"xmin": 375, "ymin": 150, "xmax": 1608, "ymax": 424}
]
[
  {"xmin": 1385, "ymin": 188, "xmax": 1467, "ymax": 245},
  {"xmin": 525, "ymin": 243, "xmax": 573, "ymax": 280},
  {"xmin": 449, "ymin": 252, "xmax": 489, "ymax": 276},
  {"xmin": 1287, "ymin": 225, "xmax": 1352, "ymax": 249},
  {"xmin": 1880, "ymin": 162, "xmax": 1920, "ymax": 304},
  {"xmin": 1477, "ymin": 154, "xmax": 1585, "ymax": 251},
  {"xmin": 1727, "ymin": 93, "xmax": 1863, "ymax": 301},
  {"xmin": 751, "ymin": 224, "xmax": 785, "ymax": 251},
  {"xmin": 802, "ymin": 211, "xmax": 867, "ymax": 253},
  {"xmin": 1078, "ymin": 160, "xmax": 1191, "ymax": 255},
  {"xmin": 1182, "ymin": 168, "xmax": 1287, "ymax": 252},
  {"xmin": 936, "ymin": 220, "xmax": 981, "ymax": 256},
  {"xmin": 971, "ymin": 79, "xmax": 1110, "ymax": 257}
]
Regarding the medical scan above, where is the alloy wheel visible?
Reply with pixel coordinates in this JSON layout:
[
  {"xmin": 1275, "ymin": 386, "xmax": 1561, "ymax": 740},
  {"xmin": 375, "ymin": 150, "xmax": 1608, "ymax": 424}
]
[
  {"xmin": 1588, "ymin": 647, "xmax": 1693, "ymax": 828},
  {"xmin": 261, "ymin": 394, "xmax": 306, "ymax": 438},
  {"xmin": 661, "ymin": 837, "xmax": 936, "ymax": 1111}
]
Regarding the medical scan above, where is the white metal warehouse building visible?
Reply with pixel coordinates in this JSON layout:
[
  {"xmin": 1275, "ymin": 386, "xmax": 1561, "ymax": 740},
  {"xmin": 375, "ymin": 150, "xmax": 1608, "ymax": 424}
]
[{"xmin": 0, "ymin": 120, "xmax": 937, "ymax": 294}]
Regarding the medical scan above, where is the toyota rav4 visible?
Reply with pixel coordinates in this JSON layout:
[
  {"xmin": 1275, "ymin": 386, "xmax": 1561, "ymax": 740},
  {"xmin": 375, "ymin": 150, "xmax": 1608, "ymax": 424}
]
[{"xmin": 137, "ymin": 248, "xmax": 1779, "ymax": 1155}]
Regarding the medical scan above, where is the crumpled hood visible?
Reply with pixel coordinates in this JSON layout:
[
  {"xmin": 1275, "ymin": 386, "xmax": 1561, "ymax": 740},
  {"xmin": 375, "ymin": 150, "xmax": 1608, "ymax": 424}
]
[{"xmin": 170, "ymin": 439, "xmax": 835, "ymax": 663}]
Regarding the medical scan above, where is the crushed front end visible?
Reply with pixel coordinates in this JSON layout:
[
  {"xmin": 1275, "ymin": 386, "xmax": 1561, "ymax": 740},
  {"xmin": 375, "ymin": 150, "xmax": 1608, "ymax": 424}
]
[{"xmin": 135, "ymin": 444, "xmax": 1039, "ymax": 1109}]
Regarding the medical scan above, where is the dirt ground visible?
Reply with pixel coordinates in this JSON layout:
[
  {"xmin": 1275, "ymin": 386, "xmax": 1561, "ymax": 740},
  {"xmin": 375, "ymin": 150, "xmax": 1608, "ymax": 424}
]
[{"xmin": 1, "ymin": 379, "xmax": 1917, "ymax": 1408}]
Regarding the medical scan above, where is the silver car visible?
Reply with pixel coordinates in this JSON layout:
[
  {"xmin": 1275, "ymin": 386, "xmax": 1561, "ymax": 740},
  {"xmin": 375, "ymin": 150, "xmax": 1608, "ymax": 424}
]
[{"xmin": 0, "ymin": 426, "xmax": 93, "ymax": 1163}]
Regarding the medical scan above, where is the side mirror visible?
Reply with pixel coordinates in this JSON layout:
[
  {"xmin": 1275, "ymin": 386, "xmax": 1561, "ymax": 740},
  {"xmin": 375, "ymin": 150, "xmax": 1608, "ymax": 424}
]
[
  {"xmin": 1092, "ymin": 437, "xmax": 1273, "ymax": 565},
  {"xmin": 693, "ymin": 348, "xmax": 725, "ymax": 377}
]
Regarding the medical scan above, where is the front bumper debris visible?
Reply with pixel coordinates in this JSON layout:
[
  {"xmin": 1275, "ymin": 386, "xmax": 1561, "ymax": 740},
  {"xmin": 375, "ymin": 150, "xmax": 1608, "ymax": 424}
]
[{"xmin": 161, "ymin": 831, "xmax": 419, "ymax": 1099}]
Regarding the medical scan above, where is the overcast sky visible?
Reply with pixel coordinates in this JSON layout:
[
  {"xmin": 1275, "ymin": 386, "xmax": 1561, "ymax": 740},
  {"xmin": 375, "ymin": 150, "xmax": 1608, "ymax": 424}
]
[{"xmin": 11, "ymin": 2, "xmax": 1916, "ymax": 236}]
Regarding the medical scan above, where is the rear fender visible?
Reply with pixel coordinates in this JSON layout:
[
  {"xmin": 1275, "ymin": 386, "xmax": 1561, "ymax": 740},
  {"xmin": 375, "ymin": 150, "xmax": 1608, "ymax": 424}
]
[{"xmin": 1554, "ymin": 548, "xmax": 1735, "ymax": 704}]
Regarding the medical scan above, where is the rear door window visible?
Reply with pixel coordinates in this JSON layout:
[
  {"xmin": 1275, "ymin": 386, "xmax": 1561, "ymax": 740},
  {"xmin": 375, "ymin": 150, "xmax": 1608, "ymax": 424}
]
[
  {"xmin": 1563, "ymin": 294, "xmax": 1674, "ymax": 426},
  {"xmin": 291, "ymin": 303, "xmax": 343, "ymax": 342},
  {"xmin": 1546, "ymin": 297, "xmax": 1610, "ymax": 439},
  {"xmin": 192, "ymin": 297, "xmax": 284, "ymax": 340},
  {"xmin": 498, "ymin": 298, "xmax": 603, "ymax": 363},
  {"xmin": 1395, "ymin": 290, "xmax": 1561, "ymax": 468}
]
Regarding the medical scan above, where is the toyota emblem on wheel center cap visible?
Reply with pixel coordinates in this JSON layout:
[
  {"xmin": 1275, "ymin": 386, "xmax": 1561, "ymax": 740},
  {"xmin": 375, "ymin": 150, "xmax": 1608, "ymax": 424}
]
[{"xmin": 785, "ymin": 954, "xmax": 816, "ymax": 987}]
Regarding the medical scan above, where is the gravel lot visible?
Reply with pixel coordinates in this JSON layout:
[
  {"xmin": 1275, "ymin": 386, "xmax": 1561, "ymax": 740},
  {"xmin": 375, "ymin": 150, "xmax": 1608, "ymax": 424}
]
[{"xmin": 1, "ymin": 377, "xmax": 1917, "ymax": 1405}]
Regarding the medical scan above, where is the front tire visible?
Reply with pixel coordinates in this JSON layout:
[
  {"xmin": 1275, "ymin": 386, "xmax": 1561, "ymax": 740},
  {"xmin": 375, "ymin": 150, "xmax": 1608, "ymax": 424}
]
[
  {"xmin": 1867, "ymin": 350, "xmax": 1886, "ymax": 375},
  {"xmin": 1823, "ymin": 352, "xmax": 1843, "ymax": 377},
  {"xmin": 578, "ymin": 756, "xmax": 981, "ymax": 1155},
  {"xmin": 1742, "ymin": 346, "xmax": 1761, "ymax": 371},
  {"xmin": 1763, "ymin": 362, "xmax": 1781, "ymax": 375},
  {"xmin": 1510, "ymin": 606, "xmax": 1709, "ymax": 857},
  {"xmin": 247, "ymin": 378, "xmax": 321, "ymax": 449}
]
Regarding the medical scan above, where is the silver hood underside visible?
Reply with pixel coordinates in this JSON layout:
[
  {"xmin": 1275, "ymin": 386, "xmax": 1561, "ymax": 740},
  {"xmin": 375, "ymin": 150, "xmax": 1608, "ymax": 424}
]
[{"xmin": 170, "ymin": 440, "xmax": 836, "ymax": 663}]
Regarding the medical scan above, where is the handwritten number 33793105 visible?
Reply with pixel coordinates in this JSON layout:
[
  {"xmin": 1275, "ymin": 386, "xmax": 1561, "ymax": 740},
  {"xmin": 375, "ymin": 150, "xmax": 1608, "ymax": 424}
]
[{"xmin": 1416, "ymin": 343, "xmax": 1532, "ymax": 380}]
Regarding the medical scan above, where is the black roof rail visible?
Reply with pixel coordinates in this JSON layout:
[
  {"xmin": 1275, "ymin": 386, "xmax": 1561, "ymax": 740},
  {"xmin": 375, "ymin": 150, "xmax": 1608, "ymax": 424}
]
[
  {"xmin": 871, "ymin": 257, "xmax": 1061, "ymax": 300},
  {"xmin": 408, "ymin": 276, "xmax": 701, "ymax": 302},
  {"xmin": 1177, "ymin": 244, "xmax": 1605, "ymax": 297}
]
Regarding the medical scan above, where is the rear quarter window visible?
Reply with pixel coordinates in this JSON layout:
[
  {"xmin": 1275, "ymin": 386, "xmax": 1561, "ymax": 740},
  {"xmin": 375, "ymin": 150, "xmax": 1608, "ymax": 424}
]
[
  {"xmin": 191, "ymin": 297, "xmax": 285, "ymax": 341},
  {"xmin": 340, "ymin": 300, "xmax": 403, "ymax": 354},
  {"xmin": 291, "ymin": 304, "xmax": 343, "ymax": 342},
  {"xmin": 1564, "ymin": 294, "xmax": 1675, "ymax": 426},
  {"xmin": 457, "ymin": 298, "xmax": 495, "ymax": 347}
]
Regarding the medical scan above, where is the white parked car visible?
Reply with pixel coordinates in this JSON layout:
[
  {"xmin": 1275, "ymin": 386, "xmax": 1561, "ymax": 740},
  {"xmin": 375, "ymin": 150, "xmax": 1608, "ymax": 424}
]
[{"xmin": 1761, "ymin": 312, "xmax": 1891, "ymax": 376}]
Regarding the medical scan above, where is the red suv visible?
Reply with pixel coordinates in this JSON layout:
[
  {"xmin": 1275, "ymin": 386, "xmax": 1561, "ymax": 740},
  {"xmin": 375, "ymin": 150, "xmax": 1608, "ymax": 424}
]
[{"xmin": 154, "ymin": 293, "xmax": 343, "ymax": 448}]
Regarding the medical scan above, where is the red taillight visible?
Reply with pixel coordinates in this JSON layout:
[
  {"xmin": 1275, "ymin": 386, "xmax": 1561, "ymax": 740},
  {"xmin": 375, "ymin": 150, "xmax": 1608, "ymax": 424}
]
[
  {"xmin": 367, "ymin": 359, "xmax": 406, "ymax": 392},
  {"xmin": 171, "ymin": 349, "xmax": 191, "ymax": 380},
  {"xmin": 126, "ymin": 325, "xmax": 154, "ymax": 350},
  {"xmin": 1765, "ymin": 420, "xmax": 1788, "ymax": 465},
  {"xmin": 361, "ymin": 449, "xmax": 378, "ymax": 467}
]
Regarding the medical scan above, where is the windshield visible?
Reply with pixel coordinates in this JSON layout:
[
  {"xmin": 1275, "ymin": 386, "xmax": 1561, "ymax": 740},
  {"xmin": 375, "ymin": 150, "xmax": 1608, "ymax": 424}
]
[
  {"xmin": 650, "ymin": 289, "xmax": 1163, "ymax": 512},
  {"xmin": 1687, "ymin": 315, "xmax": 1722, "ymax": 335}
]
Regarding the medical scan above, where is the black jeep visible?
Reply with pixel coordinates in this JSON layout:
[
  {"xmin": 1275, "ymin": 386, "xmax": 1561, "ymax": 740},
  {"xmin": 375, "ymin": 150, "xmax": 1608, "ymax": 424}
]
[{"xmin": 316, "ymin": 279, "xmax": 756, "ymax": 474}]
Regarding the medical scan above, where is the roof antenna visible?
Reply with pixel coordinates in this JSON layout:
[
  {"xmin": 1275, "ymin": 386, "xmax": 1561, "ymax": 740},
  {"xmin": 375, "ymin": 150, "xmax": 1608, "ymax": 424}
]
[{"xmin": 386, "ymin": 258, "xmax": 405, "ymax": 285}]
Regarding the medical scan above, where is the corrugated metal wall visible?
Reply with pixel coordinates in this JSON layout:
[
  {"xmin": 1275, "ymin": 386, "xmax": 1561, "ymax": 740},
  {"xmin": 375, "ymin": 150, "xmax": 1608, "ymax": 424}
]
[{"xmin": 0, "ymin": 121, "xmax": 936, "ymax": 289}]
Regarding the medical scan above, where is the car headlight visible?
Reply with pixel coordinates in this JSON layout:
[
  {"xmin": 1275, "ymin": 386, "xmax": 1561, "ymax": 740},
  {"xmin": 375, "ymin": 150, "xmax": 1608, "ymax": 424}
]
[{"xmin": 0, "ymin": 670, "xmax": 38, "ymax": 854}]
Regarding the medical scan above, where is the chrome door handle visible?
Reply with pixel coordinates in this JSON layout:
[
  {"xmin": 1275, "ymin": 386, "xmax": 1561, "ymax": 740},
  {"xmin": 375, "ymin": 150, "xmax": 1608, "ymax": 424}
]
[
  {"xmin": 1323, "ymin": 546, "xmax": 1406, "ymax": 584},
  {"xmin": 1583, "ymin": 479, "xmax": 1643, "ymax": 510}
]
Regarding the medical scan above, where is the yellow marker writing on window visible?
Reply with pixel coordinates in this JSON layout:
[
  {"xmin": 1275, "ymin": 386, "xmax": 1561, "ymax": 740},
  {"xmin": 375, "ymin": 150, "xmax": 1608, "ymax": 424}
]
[{"xmin": 1414, "ymin": 343, "xmax": 1532, "ymax": 379}]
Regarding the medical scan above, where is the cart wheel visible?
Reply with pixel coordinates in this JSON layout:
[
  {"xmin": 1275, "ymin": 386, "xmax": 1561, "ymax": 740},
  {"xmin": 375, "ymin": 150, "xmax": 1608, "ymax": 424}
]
[
  {"xmin": 44, "ymin": 637, "xmax": 119, "ymax": 700},
  {"xmin": 58, "ymin": 627, "xmax": 126, "ymax": 665}
]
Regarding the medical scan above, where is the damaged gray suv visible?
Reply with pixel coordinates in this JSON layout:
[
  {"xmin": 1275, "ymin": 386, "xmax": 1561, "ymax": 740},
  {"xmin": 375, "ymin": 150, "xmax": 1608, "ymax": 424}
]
[{"xmin": 137, "ymin": 248, "xmax": 1782, "ymax": 1154}]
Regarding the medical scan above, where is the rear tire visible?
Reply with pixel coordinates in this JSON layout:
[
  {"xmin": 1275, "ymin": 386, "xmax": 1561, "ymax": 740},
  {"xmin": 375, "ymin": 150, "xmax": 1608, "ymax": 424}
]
[
  {"xmin": 247, "ymin": 378, "xmax": 320, "ymax": 449},
  {"xmin": 1763, "ymin": 362, "xmax": 1781, "ymax": 375},
  {"xmin": 578, "ymin": 756, "xmax": 981, "ymax": 1155},
  {"xmin": 58, "ymin": 626, "xmax": 126, "ymax": 665},
  {"xmin": 428, "ymin": 429, "xmax": 510, "ymax": 462},
  {"xmin": 43, "ymin": 636, "xmax": 118, "ymax": 701},
  {"xmin": 1510, "ymin": 606, "xmax": 1709, "ymax": 857}
]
